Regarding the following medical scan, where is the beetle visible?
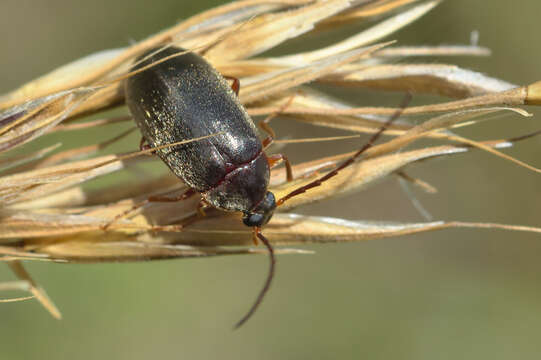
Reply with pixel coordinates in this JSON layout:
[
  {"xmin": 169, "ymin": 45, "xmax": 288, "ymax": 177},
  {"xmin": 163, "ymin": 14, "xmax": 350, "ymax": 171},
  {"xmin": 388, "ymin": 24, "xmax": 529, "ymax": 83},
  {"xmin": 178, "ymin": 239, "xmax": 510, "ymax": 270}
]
[
  {"xmin": 124, "ymin": 47, "xmax": 291, "ymax": 229},
  {"xmin": 120, "ymin": 46, "xmax": 293, "ymax": 328},
  {"xmin": 115, "ymin": 46, "xmax": 408, "ymax": 328}
]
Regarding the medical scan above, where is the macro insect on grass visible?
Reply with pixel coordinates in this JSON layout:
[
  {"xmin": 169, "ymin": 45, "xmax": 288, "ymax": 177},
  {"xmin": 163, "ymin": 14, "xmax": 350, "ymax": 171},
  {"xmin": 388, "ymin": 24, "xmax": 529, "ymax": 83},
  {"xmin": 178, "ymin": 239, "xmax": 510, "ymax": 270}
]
[
  {"xmin": 113, "ymin": 45, "xmax": 296, "ymax": 327},
  {"xmin": 103, "ymin": 43, "xmax": 414, "ymax": 327},
  {"xmin": 1, "ymin": 0, "xmax": 541, "ymax": 330}
]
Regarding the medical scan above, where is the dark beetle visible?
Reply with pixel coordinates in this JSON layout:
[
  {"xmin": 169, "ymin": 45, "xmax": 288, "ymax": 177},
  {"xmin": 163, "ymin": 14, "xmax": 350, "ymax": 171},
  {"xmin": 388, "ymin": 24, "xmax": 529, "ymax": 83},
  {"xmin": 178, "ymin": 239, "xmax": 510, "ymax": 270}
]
[
  {"xmin": 123, "ymin": 46, "xmax": 290, "ymax": 328},
  {"xmin": 125, "ymin": 47, "xmax": 277, "ymax": 228},
  {"xmin": 122, "ymin": 46, "xmax": 407, "ymax": 328}
]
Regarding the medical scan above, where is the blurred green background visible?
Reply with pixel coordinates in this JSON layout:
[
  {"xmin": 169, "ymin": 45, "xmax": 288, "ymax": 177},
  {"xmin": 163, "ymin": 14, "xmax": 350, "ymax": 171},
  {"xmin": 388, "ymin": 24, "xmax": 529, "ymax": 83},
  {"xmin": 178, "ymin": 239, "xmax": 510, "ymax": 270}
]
[{"xmin": 1, "ymin": 1, "xmax": 541, "ymax": 359}]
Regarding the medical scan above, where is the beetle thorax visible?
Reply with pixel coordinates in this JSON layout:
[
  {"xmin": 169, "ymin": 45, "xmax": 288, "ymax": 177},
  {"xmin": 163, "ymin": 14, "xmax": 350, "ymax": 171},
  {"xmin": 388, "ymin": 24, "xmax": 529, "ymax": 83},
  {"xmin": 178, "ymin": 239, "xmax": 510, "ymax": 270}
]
[{"xmin": 202, "ymin": 152, "xmax": 270, "ymax": 213}]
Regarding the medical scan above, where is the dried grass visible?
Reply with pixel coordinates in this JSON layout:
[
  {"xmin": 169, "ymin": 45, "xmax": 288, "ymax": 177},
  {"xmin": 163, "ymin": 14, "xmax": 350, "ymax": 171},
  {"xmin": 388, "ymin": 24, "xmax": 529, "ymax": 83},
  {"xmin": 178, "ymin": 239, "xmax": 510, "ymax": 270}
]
[{"xmin": 1, "ymin": 0, "xmax": 540, "ymax": 318}]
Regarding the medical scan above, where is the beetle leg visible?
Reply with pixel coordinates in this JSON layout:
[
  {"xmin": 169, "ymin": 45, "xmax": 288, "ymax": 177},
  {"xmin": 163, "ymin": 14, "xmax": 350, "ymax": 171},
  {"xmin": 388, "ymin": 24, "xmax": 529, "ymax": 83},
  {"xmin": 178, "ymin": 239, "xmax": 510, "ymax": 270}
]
[
  {"xmin": 260, "ymin": 124, "xmax": 276, "ymax": 149},
  {"xmin": 146, "ymin": 199, "xmax": 220, "ymax": 233},
  {"xmin": 197, "ymin": 199, "xmax": 208, "ymax": 217},
  {"xmin": 149, "ymin": 213, "xmax": 200, "ymax": 232},
  {"xmin": 101, "ymin": 188, "xmax": 197, "ymax": 230},
  {"xmin": 139, "ymin": 137, "xmax": 155, "ymax": 156},
  {"xmin": 251, "ymin": 229, "xmax": 259, "ymax": 245},
  {"xmin": 223, "ymin": 75, "xmax": 240, "ymax": 96},
  {"xmin": 267, "ymin": 154, "xmax": 293, "ymax": 182},
  {"xmin": 259, "ymin": 93, "xmax": 296, "ymax": 149},
  {"xmin": 146, "ymin": 188, "xmax": 197, "ymax": 203}
]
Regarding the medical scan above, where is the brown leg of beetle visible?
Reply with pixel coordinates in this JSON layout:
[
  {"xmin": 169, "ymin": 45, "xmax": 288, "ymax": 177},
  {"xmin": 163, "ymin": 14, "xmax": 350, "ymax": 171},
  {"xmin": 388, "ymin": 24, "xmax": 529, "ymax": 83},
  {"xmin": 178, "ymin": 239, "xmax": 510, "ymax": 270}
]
[
  {"xmin": 146, "ymin": 189, "xmax": 197, "ymax": 203},
  {"xmin": 149, "ymin": 199, "xmax": 212, "ymax": 232},
  {"xmin": 196, "ymin": 199, "xmax": 208, "ymax": 217},
  {"xmin": 139, "ymin": 137, "xmax": 154, "ymax": 155},
  {"xmin": 223, "ymin": 75, "xmax": 240, "ymax": 96},
  {"xmin": 259, "ymin": 93, "xmax": 296, "ymax": 149},
  {"xmin": 252, "ymin": 229, "xmax": 259, "ymax": 245},
  {"xmin": 101, "ymin": 188, "xmax": 197, "ymax": 230},
  {"xmin": 267, "ymin": 153, "xmax": 293, "ymax": 182},
  {"xmin": 260, "ymin": 123, "xmax": 276, "ymax": 146},
  {"xmin": 259, "ymin": 111, "xmax": 278, "ymax": 146},
  {"xmin": 261, "ymin": 134, "xmax": 274, "ymax": 149}
]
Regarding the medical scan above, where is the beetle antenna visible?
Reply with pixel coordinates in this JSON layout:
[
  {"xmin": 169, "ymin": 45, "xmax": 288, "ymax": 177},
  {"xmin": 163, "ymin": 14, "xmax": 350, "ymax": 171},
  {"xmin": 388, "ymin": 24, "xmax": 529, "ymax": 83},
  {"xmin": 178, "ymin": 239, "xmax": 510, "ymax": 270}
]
[
  {"xmin": 234, "ymin": 228, "xmax": 275, "ymax": 329},
  {"xmin": 277, "ymin": 93, "xmax": 413, "ymax": 206}
]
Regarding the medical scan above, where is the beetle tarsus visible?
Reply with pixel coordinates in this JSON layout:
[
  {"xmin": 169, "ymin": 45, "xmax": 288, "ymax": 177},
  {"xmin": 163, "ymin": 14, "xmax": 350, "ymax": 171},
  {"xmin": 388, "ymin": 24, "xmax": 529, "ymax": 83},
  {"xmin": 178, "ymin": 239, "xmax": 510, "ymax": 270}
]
[
  {"xmin": 223, "ymin": 75, "xmax": 240, "ymax": 96},
  {"xmin": 259, "ymin": 93, "xmax": 297, "ymax": 148},
  {"xmin": 139, "ymin": 137, "xmax": 155, "ymax": 155},
  {"xmin": 267, "ymin": 153, "xmax": 294, "ymax": 182}
]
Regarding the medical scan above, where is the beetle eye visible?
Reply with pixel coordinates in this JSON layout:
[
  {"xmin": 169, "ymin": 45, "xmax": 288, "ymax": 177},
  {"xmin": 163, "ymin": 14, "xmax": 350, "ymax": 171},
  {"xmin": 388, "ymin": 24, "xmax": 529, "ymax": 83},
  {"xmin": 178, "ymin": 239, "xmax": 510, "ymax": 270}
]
[
  {"xmin": 242, "ymin": 192, "xmax": 276, "ymax": 227},
  {"xmin": 243, "ymin": 212, "xmax": 265, "ymax": 227}
]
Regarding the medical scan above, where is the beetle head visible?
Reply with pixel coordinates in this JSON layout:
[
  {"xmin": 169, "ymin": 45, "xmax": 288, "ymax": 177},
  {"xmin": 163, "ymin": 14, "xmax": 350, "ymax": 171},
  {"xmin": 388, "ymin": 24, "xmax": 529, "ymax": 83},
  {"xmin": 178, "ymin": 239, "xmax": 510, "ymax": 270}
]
[{"xmin": 242, "ymin": 191, "xmax": 276, "ymax": 227}]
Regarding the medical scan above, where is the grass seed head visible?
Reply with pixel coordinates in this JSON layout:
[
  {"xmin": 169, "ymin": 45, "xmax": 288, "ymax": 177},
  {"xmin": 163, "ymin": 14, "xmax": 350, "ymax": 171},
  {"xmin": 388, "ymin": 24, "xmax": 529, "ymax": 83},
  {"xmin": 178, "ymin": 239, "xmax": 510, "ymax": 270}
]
[{"xmin": 0, "ymin": 0, "xmax": 540, "ymax": 318}]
